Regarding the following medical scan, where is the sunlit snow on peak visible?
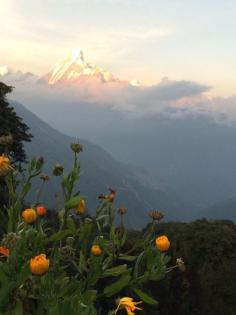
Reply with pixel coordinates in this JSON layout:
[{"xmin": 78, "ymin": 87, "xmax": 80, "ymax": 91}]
[
  {"xmin": 47, "ymin": 48, "xmax": 123, "ymax": 86},
  {"xmin": 0, "ymin": 65, "xmax": 9, "ymax": 76}
]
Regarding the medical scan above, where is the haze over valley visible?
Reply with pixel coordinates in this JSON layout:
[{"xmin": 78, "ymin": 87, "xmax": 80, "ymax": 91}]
[{"xmin": 1, "ymin": 48, "xmax": 236, "ymax": 222}]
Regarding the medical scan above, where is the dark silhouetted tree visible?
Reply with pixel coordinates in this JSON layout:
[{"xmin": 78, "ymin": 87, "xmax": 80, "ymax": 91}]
[
  {"xmin": 0, "ymin": 82, "xmax": 32, "ymax": 161},
  {"xmin": 0, "ymin": 82, "xmax": 32, "ymax": 233}
]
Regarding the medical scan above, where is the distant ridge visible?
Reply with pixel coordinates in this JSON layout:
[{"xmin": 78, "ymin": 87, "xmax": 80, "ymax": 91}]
[{"xmin": 12, "ymin": 101, "xmax": 188, "ymax": 227}]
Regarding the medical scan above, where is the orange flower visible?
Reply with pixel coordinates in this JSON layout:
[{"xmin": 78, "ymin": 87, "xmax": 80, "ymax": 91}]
[
  {"xmin": 74, "ymin": 199, "xmax": 86, "ymax": 215},
  {"xmin": 22, "ymin": 208, "xmax": 37, "ymax": 224},
  {"xmin": 155, "ymin": 235, "xmax": 170, "ymax": 252},
  {"xmin": 36, "ymin": 205, "xmax": 46, "ymax": 216},
  {"xmin": 30, "ymin": 254, "xmax": 50, "ymax": 275},
  {"xmin": 91, "ymin": 245, "xmax": 102, "ymax": 256},
  {"xmin": 0, "ymin": 155, "xmax": 12, "ymax": 176},
  {"xmin": 115, "ymin": 297, "xmax": 142, "ymax": 315},
  {"xmin": 0, "ymin": 246, "xmax": 9, "ymax": 257}
]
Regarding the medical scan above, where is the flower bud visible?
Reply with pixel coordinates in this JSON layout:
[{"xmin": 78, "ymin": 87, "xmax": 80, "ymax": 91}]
[
  {"xmin": 118, "ymin": 207, "xmax": 127, "ymax": 215},
  {"xmin": 74, "ymin": 199, "xmax": 86, "ymax": 215},
  {"xmin": 176, "ymin": 258, "xmax": 186, "ymax": 272},
  {"xmin": 36, "ymin": 205, "xmax": 46, "ymax": 216},
  {"xmin": 1, "ymin": 232, "xmax": 20, "ymax": 249},
  {"xmin": 108, "ymin": 188, "xmax": 116, "ymax": 202},
  {"xmin": 52, "ymin": 164, "xmax": 64, "ymax": 176},
  {"xmin": 59, "ymin": 245, "xmax": 75, "ymax": 261},
  {"xmin": 39, "ymin": 173, "xmax": 50, "ymax": 181},
  {"xmin": 70, "ymin": 141, "xmax": 83, "ymax": 153},
  {"xmin": 91, "ymin": 245, "xmax": 102, "ymax": 256},
  {"xmin": 155, "ymin": 235, "xmax": 170, "ymax": 252},
  {"xmin": 0, "ymin": 246, "xmax": 9, "ymax": 257},
  {"xmin": 149, "ymin": 210, "xmax": 164, "ymax": 221},
  {"xmin": 30, "ymin": 254, "xmax": 49, "ymax": 275},
  {"xmin": 98, "ymin": 193, "xmax": 106, "ymax": 200},
  {"xmin": 22, "ymin": 208, "xmax": 37, "ymax": 224},
  {"xmin": 0, "ymin": 155, "xmax": 13, "ymax": 176}
]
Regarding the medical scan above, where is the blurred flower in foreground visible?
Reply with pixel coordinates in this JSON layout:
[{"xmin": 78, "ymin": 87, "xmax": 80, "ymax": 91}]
[
  {"xmin": 0, "ymin": 246, "xmax": 9, "ymax": 257},
  {"xmin": 155, "ymin": 235, "xmax": 170, "ymax": 252},
  {"xmin": 74, "ymin": 199, "xmax": 86, "ymax": 215},
  {"xmin": 149, "ymin": 210, "xmax": 164, "ymax": 222},
  {"xmin": 91, "ymin": 245, "xmax": 102, "ymax": 256},
  {"xmin": 36, "ymin": 205, "xmax": 46, "ymax": 216},
  {"xmin": 30, "ymin": 254, "xmax": 50, "ymax": 275},
  {"xmin": 0, "ymin": 155, "xmax": 13, "ymax": 176},
  {"xmin": 22, "ymin": 208, "xmax": 37, "ymax": 224},
  {"xmin": 115, "ymin": 297, "xmax": 142, "ymax": 315}
]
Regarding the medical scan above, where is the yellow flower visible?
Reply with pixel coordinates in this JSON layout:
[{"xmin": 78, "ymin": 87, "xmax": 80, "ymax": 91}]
[
  {"xmin": 91, "ymin": 245, "xmax": 102, "ymax": 256},
  {"xmin": 22, "ymin": 208, "xmax": 37, "ymax": 224},
  {"xmin": 74, "ymin": 199, "xmax": 86, "ymax": 215},
  {"xmin": 0, "ymin": 155, "xmax": 12, "ymax": 176},
  {"xmin": 155, "ymin": 235, "xmax": 170, "ymax": 252},
  {"xmin": 115, "ymin": 297, "xmax": 142, "ymax": 315},
  {"xmin": 30, "ymin": 254, "xmax": 50, "ymax": 275}
]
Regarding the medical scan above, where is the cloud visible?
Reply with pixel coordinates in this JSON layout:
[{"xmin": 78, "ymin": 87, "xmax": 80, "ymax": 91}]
[{"xmin": 1, "ymin": 67, "xmax": 236, "ymax": 126}]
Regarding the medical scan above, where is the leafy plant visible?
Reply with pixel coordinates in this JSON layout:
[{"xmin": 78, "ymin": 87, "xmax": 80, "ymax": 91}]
[{"xmin": 0, "ymin": 142, "xmax": 181, "ymax": 315}]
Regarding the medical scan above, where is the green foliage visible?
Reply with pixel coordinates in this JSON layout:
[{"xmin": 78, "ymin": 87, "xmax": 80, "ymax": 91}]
[
  {"xmin": 142, "ymin": 220, "xmax": 236, "ymax": 315},
  {"xmin": 0, "ymin": 146, "xmax": 176, "ymax": 314}
]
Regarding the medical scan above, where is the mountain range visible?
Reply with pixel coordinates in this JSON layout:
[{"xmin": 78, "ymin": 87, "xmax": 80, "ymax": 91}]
[
  {"xmin": 1, "ymin": 48, "xmax": 139, "ymax": 87},
  {"xmin": 1, "ymin": 48, "xmax": 236, "ymax": 222},
  {"xmin": 12, "ymin": 101, "xmax": 188, "ymax": 227}
]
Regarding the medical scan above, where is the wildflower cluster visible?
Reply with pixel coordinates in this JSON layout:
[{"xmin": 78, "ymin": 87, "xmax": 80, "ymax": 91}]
[{"xmin": 0, "ymin": 142, "xmax": 183, "ymax": 314}]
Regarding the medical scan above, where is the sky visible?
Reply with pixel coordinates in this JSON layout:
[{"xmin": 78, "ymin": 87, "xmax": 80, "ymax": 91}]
[{"xmin": 0, "ymin": 0, "xmax": 236, "ymax": 96}]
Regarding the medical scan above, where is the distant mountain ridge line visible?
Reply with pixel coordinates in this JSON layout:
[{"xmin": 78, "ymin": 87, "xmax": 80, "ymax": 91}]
[{"xmin": 11, "ymin": 101, "xmax": 189, "ymax": 227}]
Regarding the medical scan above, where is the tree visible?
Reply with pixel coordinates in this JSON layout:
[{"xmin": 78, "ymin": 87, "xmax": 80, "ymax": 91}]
[
  {"xmin": 0, "ymin": 81, "xmax": 32, "ymax": 161},
  {"xmin": 0, "ymin": 81, "xmax": 32, "ymax": 231}
]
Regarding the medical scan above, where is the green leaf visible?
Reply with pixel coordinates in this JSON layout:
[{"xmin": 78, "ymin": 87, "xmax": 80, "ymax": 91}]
[
  {"xmin": 65, "ymin": 195, "xmax": 81, "ymax": 209},
  {"xmin": 132, "ymin": 288, "xmax": 158, "ymax": 305},
  {"xmin": 67, "ymin": 215, "xmax": 77, "ymax": 233},
  {"xmin": 162, "ymin": 254, "xmax": 171, "ymax": 264},
  {"xmin": 83, "ymin": 290, "xmax": 97, "ymax": 304},
  {"xmin": 118, "ymin": 254, "xmax": 137, "ymax": 262},
  {"xmin": 78, "ymin": 251, "xmax": 86, "ymax": 273},
  {"xmin": 121, "ymin": 230, "xmax": 127, "ymax": 247},
  {"xmin": 44, "ymin": 230, "xmax": 72, "ymax": 244},
  {"xmin": 12, "ymin": 299, "xmax": 23, "ymax": 315},
  {"xmin": 133, "ymin": 251, "xmax": 144, "ymax": 279},
  {"xmin": 102, "ymin": 264, "xmax": 127, "ymax": 278},
  {"xmin": 22, "ymin": 182, "xmax": 31, "ymax": 196},
  {"xmin": 104, "ymin": 274, "xmax": 131, "ymax": 297}
]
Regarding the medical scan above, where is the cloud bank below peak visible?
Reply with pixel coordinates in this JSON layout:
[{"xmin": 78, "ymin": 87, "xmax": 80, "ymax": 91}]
[{"xmin": 1, "ymin": 64, "xmax": 236, "ymax": 125}]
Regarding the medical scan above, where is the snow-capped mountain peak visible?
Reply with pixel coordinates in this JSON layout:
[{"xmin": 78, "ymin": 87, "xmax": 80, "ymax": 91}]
[
  {"xmin": 0, "ymin": 66, "xmax": 10, "ymax": 76},
  {"xmin": 47, "ymin": 48, "xmax": 117, "ymax": 85}
]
